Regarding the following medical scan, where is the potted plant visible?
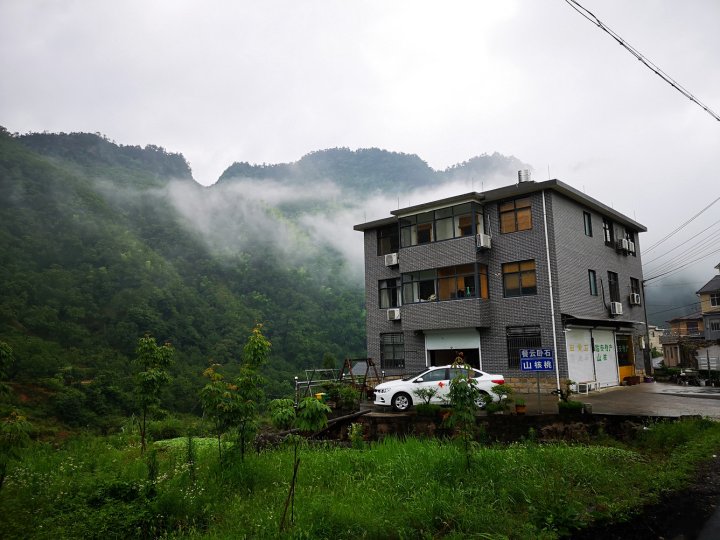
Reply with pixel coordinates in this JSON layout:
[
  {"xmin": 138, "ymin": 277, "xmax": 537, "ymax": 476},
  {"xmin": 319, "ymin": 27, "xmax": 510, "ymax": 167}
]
[{"xmin": 515, "ymin": 397, "xmax": 527, "ymax": 415}]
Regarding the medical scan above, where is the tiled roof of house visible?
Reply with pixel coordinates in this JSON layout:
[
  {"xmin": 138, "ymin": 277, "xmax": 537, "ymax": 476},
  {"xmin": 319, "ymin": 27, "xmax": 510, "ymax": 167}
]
[{"xmin": 697, "ymin": 275, "xmax": 720, "ymax": 294}]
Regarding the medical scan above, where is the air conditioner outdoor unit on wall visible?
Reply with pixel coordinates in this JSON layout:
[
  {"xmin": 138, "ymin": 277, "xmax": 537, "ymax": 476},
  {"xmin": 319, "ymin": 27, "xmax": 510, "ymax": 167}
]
[
  {"xmin": 616, "ymin": 239, "xmax": 629, "ymax": 252},
  {"xmin": 386, "ymin": 308, "xmax": 401, "ymax": 321},
  {"xmin": 627, "ymin": 241, "xmax": 636, "ymax": 253},
  {"xmin": 476, "ymin": 233, "xmax": 492, "ymax": 250},
  {"xmin": 629, "ymin": 293, "xmax": 641, "ymax": 305},
  {"xmin": 384, "ymin": 252, "xmax": 398, "ymax": 266},
  {"xmin": 610, "ymin": 302, "xmax": 623, "ymax": 315}
]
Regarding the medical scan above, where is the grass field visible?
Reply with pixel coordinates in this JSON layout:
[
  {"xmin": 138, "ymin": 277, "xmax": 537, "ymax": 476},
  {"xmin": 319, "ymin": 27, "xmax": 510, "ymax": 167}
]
[{"xmin": 1, "ymin": 418, "xmax": 719, "ymax": 539}]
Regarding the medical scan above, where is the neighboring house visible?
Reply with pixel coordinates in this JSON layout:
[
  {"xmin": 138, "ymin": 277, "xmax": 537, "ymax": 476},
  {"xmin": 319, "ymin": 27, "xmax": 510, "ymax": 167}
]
[
  {"xmin": 698, "ymin": 263, "xmax": 720, "ymax": 341},
  {"xmin": 647, "ymin": 325, "xmax": 665, "ymax": 354},
  {"xmin": 354, "ymin": 177, "xmax": 648, "ymax": 391},
  {"xmin": 661, "ymin": 312, "xmax": 704, "ymax": 368}
]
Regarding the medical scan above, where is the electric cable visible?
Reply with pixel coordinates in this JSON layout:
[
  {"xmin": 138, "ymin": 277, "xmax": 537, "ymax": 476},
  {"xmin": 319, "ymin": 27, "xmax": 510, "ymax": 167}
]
[
  {"xmin": 644, "ymin": 235, "xmax": 720, "ymax": 276},
  {"xmin": 643, "ymin": 195, "xmax": 720, "ymax": 254},
  {"xmin": 643, "ymin": 217, "xmax": 720, "ymax": 267},
  {"xmin": 564, "ymin": 0, "xmax": 720, "ymax": 122}
]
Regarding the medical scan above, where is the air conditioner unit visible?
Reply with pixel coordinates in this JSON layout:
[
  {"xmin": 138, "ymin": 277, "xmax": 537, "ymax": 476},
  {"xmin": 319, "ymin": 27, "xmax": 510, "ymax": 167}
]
[
  {"xmin": 616, "ymin": 239, "xmax": 629, "ymax": 252},
  {"xmin": 386, "ymin": 308, "xmax": 401, "ymax": 321},
  {"xmin": 627, "ymin": 241, "xmax": 636, "ymax": 253},
  {"xmin": 629, "ymin": 293, "xmax": 641, "ymax": 305},
  {"xmin": 476, "ymin": 233, "xmax": 492, "ymax": 250},
  {"xmin": 384, "ymin": 252, "xmax": 398, "ymax": 266},
  {"xmin": 610, "ymin": 301, "xmax": 623, "ymax": 315}
]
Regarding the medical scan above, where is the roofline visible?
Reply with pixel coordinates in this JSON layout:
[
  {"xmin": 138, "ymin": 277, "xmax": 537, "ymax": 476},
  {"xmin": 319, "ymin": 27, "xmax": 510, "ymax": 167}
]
[
  {"xmin": 353, "ymin": 179, "xmax": 647, "ymax": 232},
  {"xmin": 353, "ymin": 216, "xmax": 397, "ymax": 232}
]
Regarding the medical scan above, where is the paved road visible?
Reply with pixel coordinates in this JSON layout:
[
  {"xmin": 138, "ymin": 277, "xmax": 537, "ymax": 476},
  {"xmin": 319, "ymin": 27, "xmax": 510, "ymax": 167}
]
[{"xmin": 516, "ymin": 381, "xmax": 720, "ymax": 417}]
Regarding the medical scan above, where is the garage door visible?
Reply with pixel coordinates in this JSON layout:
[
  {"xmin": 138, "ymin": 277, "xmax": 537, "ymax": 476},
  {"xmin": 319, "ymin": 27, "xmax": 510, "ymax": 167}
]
[
  {"xmin": 592, "ymin": 329, "xmax": 619, "ymax": 388},
  {"xmin": 566, "ymin": 328, "xmax": 595, "ymax": 384}
]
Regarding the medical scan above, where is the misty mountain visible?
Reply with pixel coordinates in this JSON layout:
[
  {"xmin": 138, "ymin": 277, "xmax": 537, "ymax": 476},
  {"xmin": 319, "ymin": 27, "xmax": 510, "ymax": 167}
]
[{"xmin": 218, "ymin": 147, "xmax": 530, "ymax": 194}]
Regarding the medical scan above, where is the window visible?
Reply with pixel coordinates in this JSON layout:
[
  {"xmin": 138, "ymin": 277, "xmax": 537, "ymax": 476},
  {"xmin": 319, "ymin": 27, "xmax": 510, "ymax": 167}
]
[
  {"xmin": 402, "ymin": 270, "xmax": 436, "ymax": 303},
  {"xmin": 709, "ymin": 320, "xmax": 720, "ymax": 332},
  {"xmin": 602, "ymin": 217, "xmax": 614, "ymax": 246},
  {"xmin": 712, "ymin": 293, "xmax": 720, "ymax": 307},
  {"xmin": 625, "ymin": 229, "xmax": 637, "ymax": 256},
  {"xmin": 376, "ymin": 225, "xmax": 399, "ymax": 256},
  {"xmin": 588, "ymin": 270, "xmax": 598, "ymax": 296},
  {"xmin": 379, "ymin": 278, "xmax": 400, "ymax": 308},
  {"xmin": 402, "ymin": 264, "xmax": 489, "ymax": 303},
  {"xmin": 583, "ymin": 211, "xmax": 593, "ymax": 237},
  {"xmin": 400, "ymin": 203, "xmax": 483, "ymax": 247},
  {"xmin": 608, "ymin": 271, "xmax": 620, "ymax": 302},
  {"xmin": 686, "ymin": 321, "xmax": 699, "ymax": 335},
  {"xmin": 630, "ymin": 277, "xmax": 641, "ymax": 298},
  {"xmin": 502, "ymin": 260, "xmax": 537, "ymax": 297},
  {"xmin": 499, "ymin": 197, "xmax": 532, "ymax": 233},
  {"xmin": 506, "ymin": 326, "xmax": 541, "ymax": 369},
  {"xmin": 380, "ymin": 333, "xmax": 404, "ymax": 369}
]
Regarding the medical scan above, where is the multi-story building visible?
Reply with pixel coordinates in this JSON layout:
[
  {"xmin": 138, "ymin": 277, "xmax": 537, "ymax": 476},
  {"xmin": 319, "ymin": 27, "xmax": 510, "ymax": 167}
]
[
  {"xmin": 354, "ymin": 178, "xmax": 648, "ymax": 391},
  {"xmin": 698, "ymin": 263, "xmax": 720, "ymax": 341}
]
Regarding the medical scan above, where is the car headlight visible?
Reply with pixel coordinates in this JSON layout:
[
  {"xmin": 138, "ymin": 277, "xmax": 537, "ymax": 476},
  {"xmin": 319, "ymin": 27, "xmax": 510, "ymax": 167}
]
[{"xmin": 375, "ymin": 388, "xmax": 390, "ymax": 394}]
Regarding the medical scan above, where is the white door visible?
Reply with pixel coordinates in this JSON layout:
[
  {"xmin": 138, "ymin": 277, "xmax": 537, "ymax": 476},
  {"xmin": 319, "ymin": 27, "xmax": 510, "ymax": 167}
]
[
  {"xmin": 565, "ymin": 328, "xmax": 595, "ymax": 384},
  {"xmin": 592, "ymin": 329, "xmax": 619, "ymax": 388}
]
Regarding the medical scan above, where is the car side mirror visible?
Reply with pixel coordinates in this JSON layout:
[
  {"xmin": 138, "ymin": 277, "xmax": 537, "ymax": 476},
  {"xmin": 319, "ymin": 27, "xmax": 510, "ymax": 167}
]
[{"xmin": 414, "ymin": 377, "xmax": 424, "ymax": 383}]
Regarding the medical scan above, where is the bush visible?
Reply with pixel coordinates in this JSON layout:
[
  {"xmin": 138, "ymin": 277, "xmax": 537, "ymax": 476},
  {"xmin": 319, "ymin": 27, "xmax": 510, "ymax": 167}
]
[
  {"xmin": 415, "ymin": 403, "xmax": 442, "ymax": 418},
  {"xmin": 146, "ymin": 417, "xmax": 188, "ymax": 441},
  {"xmin": 558, "ymin": 400, "xmax": 584, "ymax": 415},
  {"xmin": 322, "ymin": 383, "xmax": 360, "ymax": 410}
]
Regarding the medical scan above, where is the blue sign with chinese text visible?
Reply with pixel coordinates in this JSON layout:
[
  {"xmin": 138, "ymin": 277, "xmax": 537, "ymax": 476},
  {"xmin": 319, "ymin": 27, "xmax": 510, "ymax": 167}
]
[{"xmin": 519, "ymin": 348, "xmax": 554, "ymax": 371}]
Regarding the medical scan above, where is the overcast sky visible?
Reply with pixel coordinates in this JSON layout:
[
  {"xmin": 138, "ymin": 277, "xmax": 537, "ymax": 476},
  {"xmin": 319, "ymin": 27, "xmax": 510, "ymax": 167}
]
[{"xmin": 1, "ymin": 0, "xmax": 719, "ymax": 294}]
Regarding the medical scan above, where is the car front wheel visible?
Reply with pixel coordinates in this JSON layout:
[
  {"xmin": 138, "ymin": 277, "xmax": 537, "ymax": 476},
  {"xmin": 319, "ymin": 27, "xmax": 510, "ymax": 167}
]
[{"xmin": 392, "ymin": 392, "xmax": 412, "ymax": 412}]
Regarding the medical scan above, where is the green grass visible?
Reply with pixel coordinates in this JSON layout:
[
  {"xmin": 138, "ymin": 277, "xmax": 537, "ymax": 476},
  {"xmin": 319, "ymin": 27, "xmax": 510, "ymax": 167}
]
[{"xmin": 1, "ymin": 419, "xmax": 720, "ymax": 539}]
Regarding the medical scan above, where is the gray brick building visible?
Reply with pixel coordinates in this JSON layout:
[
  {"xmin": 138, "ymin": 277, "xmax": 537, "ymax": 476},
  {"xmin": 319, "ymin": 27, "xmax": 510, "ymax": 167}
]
[{"xmin": 354, "ymin": 178, "xmax": 648, "ymax": 391}]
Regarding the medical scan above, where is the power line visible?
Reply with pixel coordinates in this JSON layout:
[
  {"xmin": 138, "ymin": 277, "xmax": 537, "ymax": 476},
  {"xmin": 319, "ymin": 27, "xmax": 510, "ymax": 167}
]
[
  {"xmin": 647, "ymin": 301, "xmax": 700, "ymax": 317},
  {"xmin": 642, "ymin": 217, "xmax": 720, "ymax": 267},
  {"xmin": 645, "ymin": 245, "xmax": 720, "ymax": 282},
  {"xmin": 644, "ymin": 236, "xmax": 720, "ymax": 277},
  {"xmin": 564, "ymin": 0, "xmax": 720, "ymax": 122},
  {"xmin": 643, "ymin": 195, "xmax": 720, "ymax": 254}
]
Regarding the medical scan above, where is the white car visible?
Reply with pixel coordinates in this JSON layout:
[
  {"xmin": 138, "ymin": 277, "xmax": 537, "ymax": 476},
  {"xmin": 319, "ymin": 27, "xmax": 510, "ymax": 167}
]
[{"xmin": 373, "ymin": 365, "xmax": 506, "ymax": 412}]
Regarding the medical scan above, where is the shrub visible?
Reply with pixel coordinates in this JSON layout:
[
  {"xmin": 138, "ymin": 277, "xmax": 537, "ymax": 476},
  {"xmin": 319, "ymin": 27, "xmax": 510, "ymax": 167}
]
[{"xmin": 415, "ymin": 403, "xmax": 442, "ymax": 418}]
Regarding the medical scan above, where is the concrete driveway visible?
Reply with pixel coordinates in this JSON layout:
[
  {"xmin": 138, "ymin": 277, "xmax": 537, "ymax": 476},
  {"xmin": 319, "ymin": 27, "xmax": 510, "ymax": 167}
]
[{"xmin": 517, "ymin": 381, "xmax": 720, "ymax": 417}]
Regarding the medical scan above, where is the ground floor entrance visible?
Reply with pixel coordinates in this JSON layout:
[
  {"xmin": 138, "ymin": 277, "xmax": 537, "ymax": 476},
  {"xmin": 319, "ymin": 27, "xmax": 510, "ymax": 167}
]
[
  {"xmin": 565, "ymin": 327, "xmax": 620, "ymax": 388},
  {"xmin": 424, "ymin": 328, "xmax": 482, "ymax": 370}
]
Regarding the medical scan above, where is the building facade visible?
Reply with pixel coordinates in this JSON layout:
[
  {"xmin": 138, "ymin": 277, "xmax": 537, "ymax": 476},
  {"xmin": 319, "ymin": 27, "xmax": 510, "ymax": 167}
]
[
  {"xmin": 698, "ymin": 264, "xmax": 720, "ymax": 342},
  {"xmin": 354, "ymin": 179, "xmax": 648, "ymax": 390}
]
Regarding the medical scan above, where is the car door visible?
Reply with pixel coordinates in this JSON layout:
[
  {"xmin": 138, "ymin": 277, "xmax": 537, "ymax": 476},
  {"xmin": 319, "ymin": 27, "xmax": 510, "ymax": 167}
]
[{"xmin": 413, "ymin": 367, "xmax": 449, "ymax": 404}]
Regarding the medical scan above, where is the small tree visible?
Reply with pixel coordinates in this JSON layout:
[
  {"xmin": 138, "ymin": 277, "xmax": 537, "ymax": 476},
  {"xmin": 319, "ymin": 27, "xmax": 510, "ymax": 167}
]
[
  {"xmin": 413, "ymin": 386, "xmax": 439, "ymax": 405},
  {"xmin": 133, "ymin": 335, "xmax": 174, "ymax": 454},
  {"xmin": 445, "ymin": 356, "xmax": 482, "ymax": 470},
  {"xmin": 199, "ymin": 324, "xmax": 271, "ymax": 463},
  {"xmin": 0, "ymin": 410, "xmax": 31, "ymax": 491},
  {"xmin": 270, "ymin": 396, "xmax": 331, "ymax": 531}
]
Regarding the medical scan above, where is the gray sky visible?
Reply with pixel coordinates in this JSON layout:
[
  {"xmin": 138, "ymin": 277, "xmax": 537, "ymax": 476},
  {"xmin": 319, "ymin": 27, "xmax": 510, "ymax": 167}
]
[{"xmin": 2, "ymin": 0, "xmax": 719, "ymax": 294}]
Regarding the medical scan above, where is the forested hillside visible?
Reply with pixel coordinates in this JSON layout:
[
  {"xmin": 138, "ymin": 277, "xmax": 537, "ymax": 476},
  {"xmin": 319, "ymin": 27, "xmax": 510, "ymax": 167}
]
[{"xmin": 0, "ymin": 128, "xmax": 365, "ymax": 428}]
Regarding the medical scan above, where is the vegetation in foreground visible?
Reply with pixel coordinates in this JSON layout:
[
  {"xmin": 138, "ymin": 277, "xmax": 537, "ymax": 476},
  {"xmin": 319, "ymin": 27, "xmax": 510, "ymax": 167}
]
[{"xmin": 1, "ymin": 418, "xmax": 719, "ymax": 539}]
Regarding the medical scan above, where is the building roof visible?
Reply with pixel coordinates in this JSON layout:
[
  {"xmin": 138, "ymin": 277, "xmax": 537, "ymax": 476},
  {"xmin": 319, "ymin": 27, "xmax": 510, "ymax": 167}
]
[
  {"xmin": 667, "ymin": 311, "xmax": 703, "ymax": 323},
  {"xmin": 353, "ymin": 179, "xmax": 647, "ymax": 232},
  {"xmin": 697, "ymin": 275, "xmax": 720, "ymax": 294}
]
